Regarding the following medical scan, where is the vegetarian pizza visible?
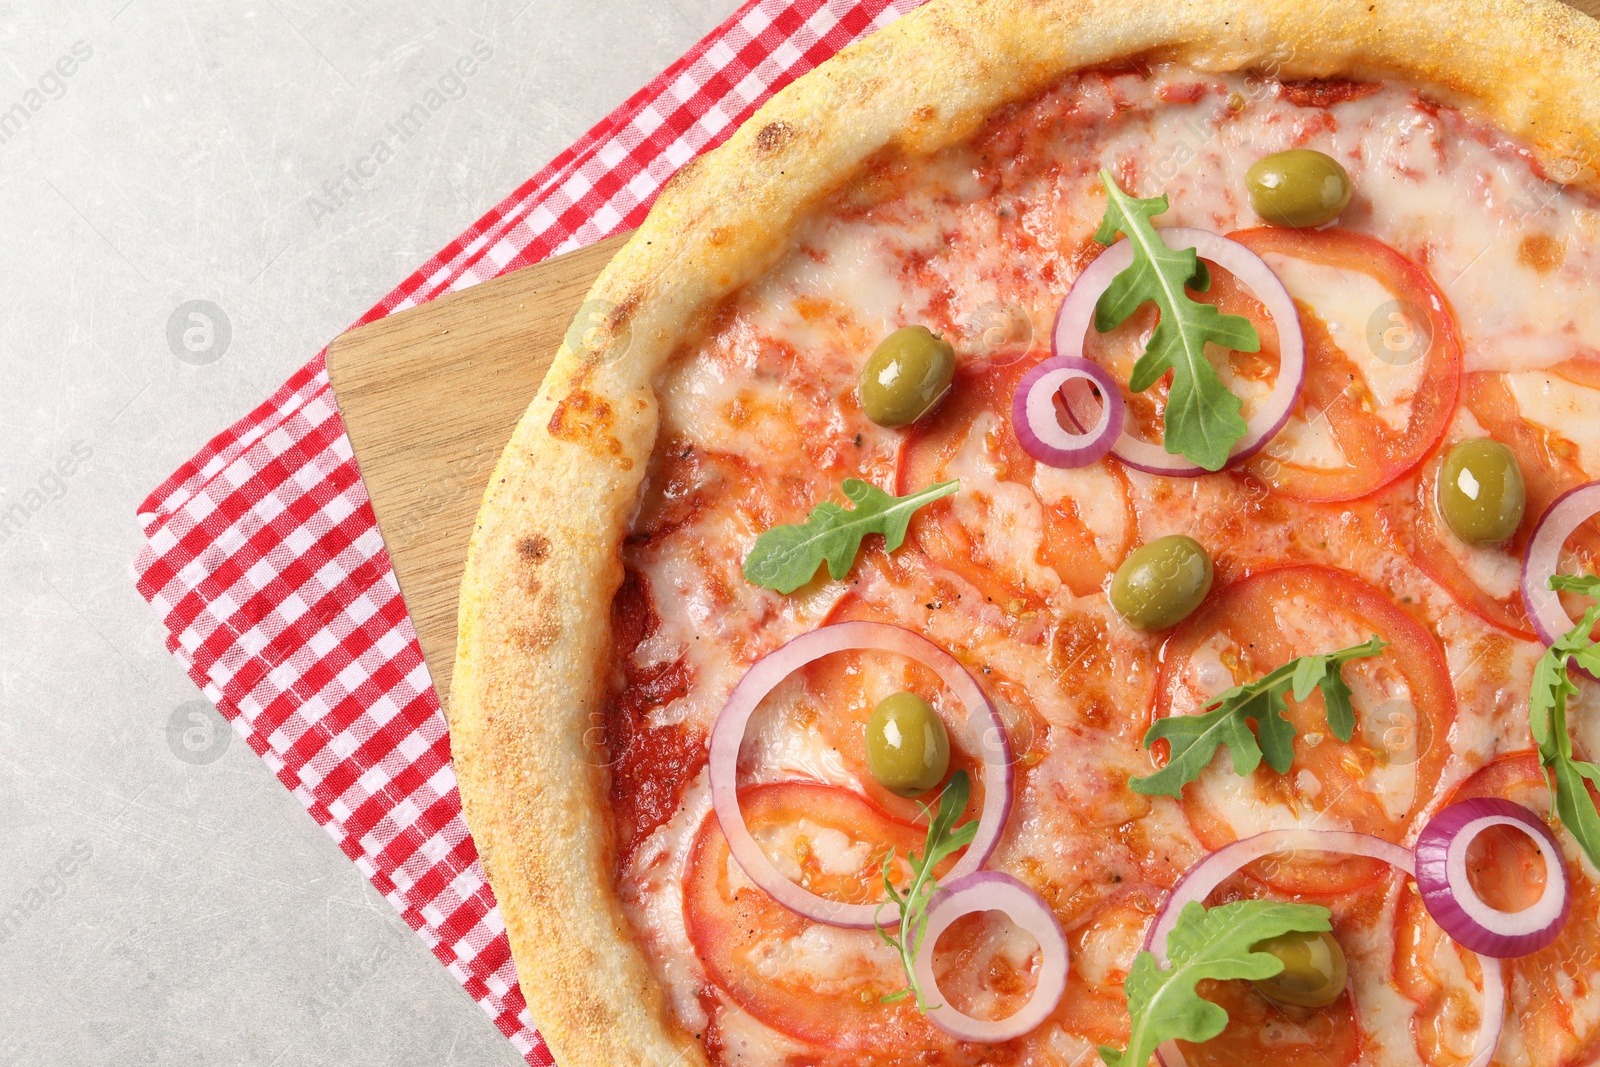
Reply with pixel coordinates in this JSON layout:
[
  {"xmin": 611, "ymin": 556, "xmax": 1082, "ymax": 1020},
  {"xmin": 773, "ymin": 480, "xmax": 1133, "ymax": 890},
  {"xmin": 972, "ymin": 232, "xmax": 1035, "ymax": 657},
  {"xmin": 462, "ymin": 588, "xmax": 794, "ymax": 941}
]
[{"xmin": 448, "ymin": 0, "xmax": 1600, "ymax": 1064}]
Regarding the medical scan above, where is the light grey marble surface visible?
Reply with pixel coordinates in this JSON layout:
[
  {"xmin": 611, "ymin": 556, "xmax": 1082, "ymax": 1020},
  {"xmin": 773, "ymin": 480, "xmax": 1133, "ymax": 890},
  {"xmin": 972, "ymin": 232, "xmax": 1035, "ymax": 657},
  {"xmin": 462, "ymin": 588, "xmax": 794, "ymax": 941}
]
[{"xmin": 0, "ymin": 2, "xmax": 741, "ymax": 1063}]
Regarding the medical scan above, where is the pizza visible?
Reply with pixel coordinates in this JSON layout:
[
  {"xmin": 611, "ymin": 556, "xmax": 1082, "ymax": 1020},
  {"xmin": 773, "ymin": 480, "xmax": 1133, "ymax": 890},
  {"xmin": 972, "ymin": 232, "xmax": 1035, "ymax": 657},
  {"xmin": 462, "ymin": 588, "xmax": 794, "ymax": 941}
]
[{"xmin": 447, "ymin": 1, "xmax": 1600, "ymax": 1064}]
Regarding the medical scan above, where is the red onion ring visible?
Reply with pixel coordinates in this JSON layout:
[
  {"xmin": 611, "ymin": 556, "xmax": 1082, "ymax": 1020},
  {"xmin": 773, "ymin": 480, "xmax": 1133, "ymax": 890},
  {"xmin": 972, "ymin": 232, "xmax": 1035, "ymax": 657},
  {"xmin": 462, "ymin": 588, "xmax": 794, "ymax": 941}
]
[
  {"xmin": 708, "ymin": 622, "xmax": 1013, "ymax": 929},
  {"xmin": 1415, "ymin": 798, "xmax": 1571, "ymax": 958},
  {"xmin": 910, "ymin": 871, "xmax": 1068, "ymax": 1042},
  {"xmin": 1011, "ymin": 356, "xmax": 1124, "ymax": 468},
  {"xmin": 1053, "ymin": 228, "xmax": 1306, "ymax": 476},
  {"xmin": 1144, "ymin": 830, "xmax": 1504, "ymax": 1067},
  {"xmin": 1522, "ymin": 480, "xmax": 1600, "ymax": 645}
]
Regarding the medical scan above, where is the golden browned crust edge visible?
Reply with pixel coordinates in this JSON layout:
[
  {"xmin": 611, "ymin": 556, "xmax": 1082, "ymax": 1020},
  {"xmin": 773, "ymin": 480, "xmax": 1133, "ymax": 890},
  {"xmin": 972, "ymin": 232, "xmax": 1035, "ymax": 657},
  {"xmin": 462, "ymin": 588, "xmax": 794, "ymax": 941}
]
[{"xmin": 450, "ymin": 1, "xmax": 1600, "ymax": 1063}]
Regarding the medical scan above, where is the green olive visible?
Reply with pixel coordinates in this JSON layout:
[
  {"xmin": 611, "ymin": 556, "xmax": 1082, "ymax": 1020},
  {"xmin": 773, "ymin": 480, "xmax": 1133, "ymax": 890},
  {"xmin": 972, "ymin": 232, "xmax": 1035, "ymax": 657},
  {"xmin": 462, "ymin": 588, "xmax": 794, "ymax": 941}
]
[
  {"xmin": 865, "ymin": 692, "xmax": 950, "ymax": 797},
  {"xmin": 1246, "ymin": 150, "xmax": 1354, "ymax": 228},
  {"xmin": 1110, "ymin": 535, "xmax": 1214, "ymax": 631},
  {"xmin": 1249, "ymin": 930, "xmax": 1348, "ymax": 1009},
  {"xmin": 1437, "ymin": 438, "xmax": 1526, "ymax": 545},
  {"xmin": 859, "ymin": 326, "xmax": 956, "ymax": 427}
]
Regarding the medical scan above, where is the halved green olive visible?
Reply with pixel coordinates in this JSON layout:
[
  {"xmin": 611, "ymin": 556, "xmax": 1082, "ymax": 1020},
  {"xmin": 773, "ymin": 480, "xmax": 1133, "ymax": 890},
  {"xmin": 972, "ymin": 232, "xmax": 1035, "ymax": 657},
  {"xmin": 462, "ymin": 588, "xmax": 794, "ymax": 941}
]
[
  {"xmin": 865, "ymin": 691, "xmax": 950, "ymax": 797},
  {"xmin": 1437, "ymin": 437, "xmax": 1526, "ymax": 545},
  {"xmin": 1250, "ymin": 929, "xmax": 1348, "ymax": 1008},
  {"xmin": 1246, "ymin": 149, "xmax": 1353, "ymax": 229},
  {"xmin": 1109, "ymin": 535, "xmax": 1214, "ymax": 631},
  {"xmin": 859, "ymin": 326, "xmax": 956, "ymax": 427}
]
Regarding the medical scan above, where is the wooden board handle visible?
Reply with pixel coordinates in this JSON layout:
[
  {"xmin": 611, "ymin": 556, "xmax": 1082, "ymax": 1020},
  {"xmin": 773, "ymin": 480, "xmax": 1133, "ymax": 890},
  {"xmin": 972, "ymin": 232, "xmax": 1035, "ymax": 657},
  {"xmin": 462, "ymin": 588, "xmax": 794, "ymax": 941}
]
[{"xmin": 327, "ymin": 230, "xmax": 634, "ymax": 701}]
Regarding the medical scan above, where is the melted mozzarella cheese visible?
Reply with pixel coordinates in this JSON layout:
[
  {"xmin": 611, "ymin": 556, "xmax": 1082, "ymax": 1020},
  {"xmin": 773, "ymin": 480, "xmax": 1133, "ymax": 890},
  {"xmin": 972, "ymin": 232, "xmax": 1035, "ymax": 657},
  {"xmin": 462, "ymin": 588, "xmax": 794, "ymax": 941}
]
[
  {"xmin": 1469, "ymin": 331, "xmax": 1593, "ymax": 375},
  {"xmin": 621, "ymin": 774, "xmax": 716, "ymax": 1032},
  {"xmin": 1433, "ymin": 513, "xmax": 1524, "ymax": 600},
  {"xmin": 1031, "ymin": 462, "xmax": 1130, "ymax": 568},
  {"xmin": 1194, "ymin": 765, "xmax": 1353, "ymax": 833},
  {"xmin": 1263, "ymin": 403, "xmax": 1350, "ymax": 469},
  {"xmin": 777, "ymin": 225, "xmax": 917, "ymax": 335},
  {"xmin": 745, "ymin": 920, "xmax": 902, "ymax": 991},
  {"xmin": 942, "ymin": 410, "xmax": 1063, "ymax": 595},
  {"xmin": 1073, "ymin": 912, "xmax": 1144, "ymax": 991},
  {"xmin": 1267, "ymin": 255, "xmax": 1428, "ymax": 433},
  {"xmin": 741, "ymin": 681, "xmax": 859, "ymax": 789},
  {"xmin": 1506, "ymin": 370, "xmax": 1600, "ymax": 470}
]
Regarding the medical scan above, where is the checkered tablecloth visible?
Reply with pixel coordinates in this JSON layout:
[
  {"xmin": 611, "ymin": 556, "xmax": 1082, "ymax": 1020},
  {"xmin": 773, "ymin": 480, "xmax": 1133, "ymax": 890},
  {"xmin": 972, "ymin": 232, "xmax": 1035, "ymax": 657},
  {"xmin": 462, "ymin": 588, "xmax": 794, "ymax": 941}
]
[{"xmin": 132, "ymin": 1, "xmax": 920, "ymax": 1060}]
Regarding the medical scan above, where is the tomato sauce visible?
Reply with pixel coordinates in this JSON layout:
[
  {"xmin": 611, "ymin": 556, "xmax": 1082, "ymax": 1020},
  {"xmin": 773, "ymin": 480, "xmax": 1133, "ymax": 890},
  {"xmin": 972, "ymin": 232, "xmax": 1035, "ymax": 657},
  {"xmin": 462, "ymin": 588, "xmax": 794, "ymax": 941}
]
[
  {"xmin": 1279, "ymin": 80, "xmax": 1383, "ymax": 108},
  {"xmin": 603, "ymin": 567, "xmax": 707, "ymax": 859}
]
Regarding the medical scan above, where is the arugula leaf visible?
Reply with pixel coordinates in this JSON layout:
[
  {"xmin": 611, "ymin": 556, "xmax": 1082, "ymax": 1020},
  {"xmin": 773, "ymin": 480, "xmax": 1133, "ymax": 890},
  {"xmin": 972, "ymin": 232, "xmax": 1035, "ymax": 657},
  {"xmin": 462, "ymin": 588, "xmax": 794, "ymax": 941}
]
[
  {"xmin": 875, "ymin": 771, "xmax": 978, "ymax": 1011},
  {"xmin": 1134, "ymin": 697, "xmax": 1276, "ymax": 797},
  {"xmin": 1551, "ymin": 573, "xmax": 1600, "ymax": 597},
  {"xmin": 743, "ymin": 478, "xmax": 958, "ymax": 594},
  {"xmin": 1529, "ymin": 573, "xmax": 1600, "ymax": 869},
  {"xmin": 1549, "ymin": 759, "xmax": 1600, "ymax": 869},
  {"xmin": 1092, "ymin": 172, "xmax": 1261, "ymax": 472},
  {"xmin": 1131, "ymin": 636, "xmax": 1388, "ymax": 798},
  {"xmin": 1291, "ymin": 649, "xmax": 1360, "ymax": 741},
  {"xmin": 1100, "ymin": 900, "xmax": 1332, "ymax": 1067}
]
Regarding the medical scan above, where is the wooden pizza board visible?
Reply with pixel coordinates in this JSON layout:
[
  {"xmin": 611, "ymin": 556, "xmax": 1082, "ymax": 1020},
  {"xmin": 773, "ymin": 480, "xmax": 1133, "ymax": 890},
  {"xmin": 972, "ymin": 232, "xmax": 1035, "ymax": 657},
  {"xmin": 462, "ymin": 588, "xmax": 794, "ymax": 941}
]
[{"xmin": 327, "ymin": 230, "xmax": 632, "ymax": 702}]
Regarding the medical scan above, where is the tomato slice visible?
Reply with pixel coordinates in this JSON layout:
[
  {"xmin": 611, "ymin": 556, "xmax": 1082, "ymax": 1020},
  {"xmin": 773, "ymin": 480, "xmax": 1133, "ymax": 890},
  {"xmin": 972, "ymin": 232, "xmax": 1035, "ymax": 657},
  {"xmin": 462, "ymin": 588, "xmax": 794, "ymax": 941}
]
[
  {"xmin": 1052, "ymin": 886, "xmax": 1154, "ymax": 1050},
  {"xmin": 1386, "ymin": 360, "xmax": 1600, "ymax": 637},
  {"xmin": 1394, "ymin": 753, "xmax": 1600, "ymax": 1066},
  {"xmin": 1152, "ymin": 565, "xmax": 1457, "ymax": 896},
  {"xmin": 896, "ymin": 354, "xmax": 1137, "ymax": 608},
  {"xmin": 685, "ymin": 782, "xmax": 1023, "ymax": 1059},
  {"xmin": 1230, "ymin": 228, "xmax": 1462, "ymax": 502},
  {"xmin": 605, "ymin": 567, "xmax": 706, "ymax": 858}
]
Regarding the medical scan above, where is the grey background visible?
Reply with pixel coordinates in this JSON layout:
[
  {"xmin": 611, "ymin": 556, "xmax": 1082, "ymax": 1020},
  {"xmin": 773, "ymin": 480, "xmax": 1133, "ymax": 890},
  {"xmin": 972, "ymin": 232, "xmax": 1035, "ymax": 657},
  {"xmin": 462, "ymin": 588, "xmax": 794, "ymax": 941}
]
[{"xmin": 0, "ymin": 1, "xmax": 741, "ymax": 1064}]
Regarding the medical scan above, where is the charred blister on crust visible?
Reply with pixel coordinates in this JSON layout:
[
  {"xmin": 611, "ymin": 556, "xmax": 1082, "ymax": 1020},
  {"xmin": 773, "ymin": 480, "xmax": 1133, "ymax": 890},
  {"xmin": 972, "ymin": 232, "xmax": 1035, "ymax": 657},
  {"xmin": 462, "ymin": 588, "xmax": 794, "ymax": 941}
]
[
  {"xmin": 755, "ymin": 120, "xmax": 795, "ymax": 154},
  {"xmin": 516, "ymin": 534, "xmax": 553, "ymax": 598},
  {"xmin": 514, "ymin": 614, "xmax": 560, "ymax": 653},
  {"xmin": 547, "ymin": 386, "xmax": 633, "ymax": 469},
  {"xmin": 518, "ymin": 534, "xmax": 551, "ymax": 563},
  {"xmin": 548, "ymin": 386, "xmax": 614, "ymax": 437},
  {"xmin": 488, "ymin": 530, "xmax": 563, "ymax": 650}
]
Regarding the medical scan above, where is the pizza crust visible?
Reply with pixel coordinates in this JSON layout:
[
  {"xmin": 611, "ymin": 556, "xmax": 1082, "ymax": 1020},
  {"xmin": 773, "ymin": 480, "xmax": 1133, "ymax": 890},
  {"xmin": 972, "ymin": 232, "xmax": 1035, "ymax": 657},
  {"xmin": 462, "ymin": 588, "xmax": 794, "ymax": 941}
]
[{"xmin": 449, "ymin": 1, "xmax": 1600, "ymax": 1063}]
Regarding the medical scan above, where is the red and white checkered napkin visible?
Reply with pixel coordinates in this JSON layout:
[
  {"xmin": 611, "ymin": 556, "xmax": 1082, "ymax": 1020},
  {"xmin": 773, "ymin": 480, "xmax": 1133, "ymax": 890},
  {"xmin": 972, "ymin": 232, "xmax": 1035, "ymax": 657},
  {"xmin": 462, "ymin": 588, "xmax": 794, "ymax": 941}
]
[{"xmin": 132, "ymin": 0, "xmax": 921, "ymax": 1060}]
